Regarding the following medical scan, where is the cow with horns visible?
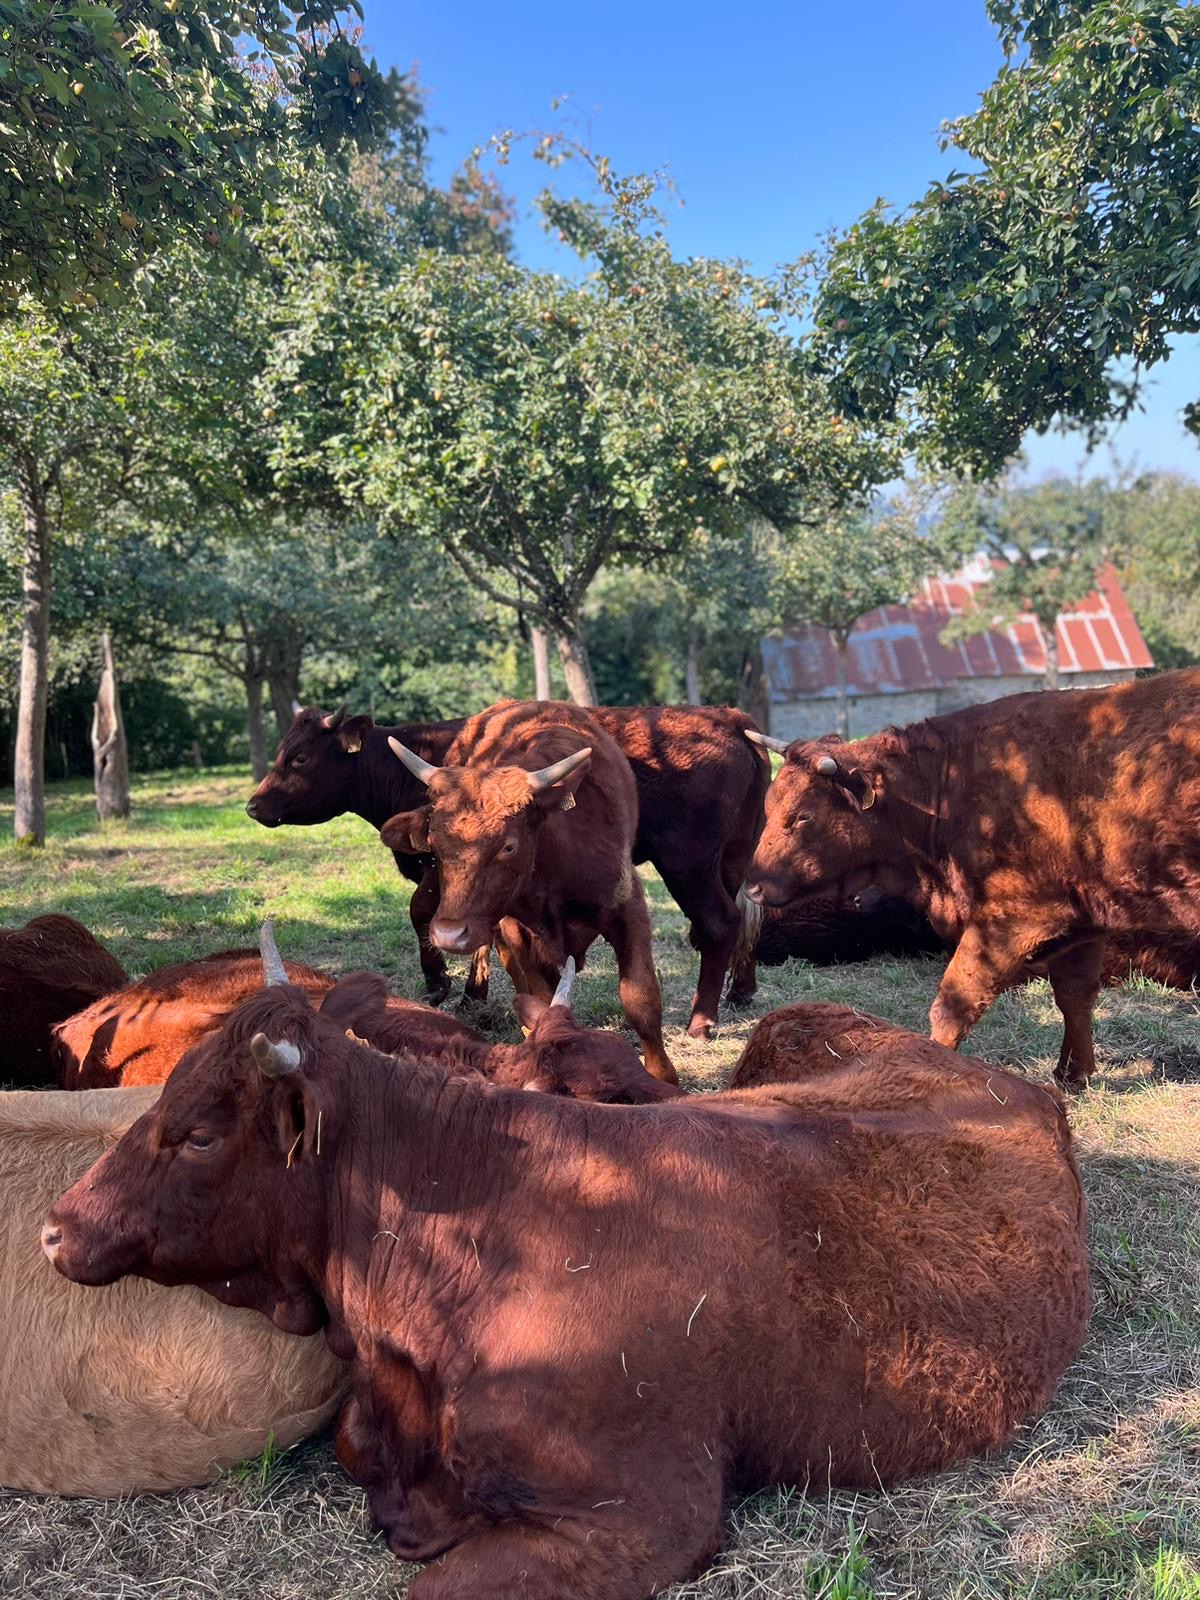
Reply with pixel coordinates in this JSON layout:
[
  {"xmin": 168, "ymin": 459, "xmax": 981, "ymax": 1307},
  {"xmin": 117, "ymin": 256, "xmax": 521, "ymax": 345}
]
[
  {"xmin": 246, "ymin": 701, "xmax": 769, "ymax": 1038},
  {"xmin": 382, "ymin": 699, "xmax": 677, "ymax": 1083},
  {"xmin": 744, "ymin": 669, "xmax": 1200, "ymax": 1087},
  {"xmin": 43, "ymin": 941, "xmax": 1089, "ymax": 1596}
]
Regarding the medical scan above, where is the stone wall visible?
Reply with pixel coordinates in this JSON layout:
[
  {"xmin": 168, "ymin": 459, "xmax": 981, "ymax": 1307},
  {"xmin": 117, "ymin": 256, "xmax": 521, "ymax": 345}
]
[{"xmin": 768, "ymin": 670, "xmax": 1136, "ymax": 743}]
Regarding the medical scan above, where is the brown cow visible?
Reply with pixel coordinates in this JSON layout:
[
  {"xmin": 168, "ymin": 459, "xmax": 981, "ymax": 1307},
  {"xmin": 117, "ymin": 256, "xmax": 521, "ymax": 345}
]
[
  {"xmin": 247, "ymin": 702, "xmax": 768, "ymax": 1037},
  {"xmin": 54, "ymin": 944, "xmax": 334, "ymax": 1089},
  {"xmin": 2, "ymin": 1084, "xmax": 344, "ymax": 1495},
  {"xmin": 744, "ymin": 669, "xmax": 1200, "ymax": 1087},
  {"xmin": 1, "ymin": 914, "xmax": 128, "ymax": 1088},
  {"xmin": 383, "ymin": 699, "xmax": 678, "ymax": 1083},
  {"xmin": 322, "ymin": 960, "xmax": 680, "ymax": 1105},
  {"xmin": 44, "ymin": 972, "xmax": 1089, "ymax": 1596}
]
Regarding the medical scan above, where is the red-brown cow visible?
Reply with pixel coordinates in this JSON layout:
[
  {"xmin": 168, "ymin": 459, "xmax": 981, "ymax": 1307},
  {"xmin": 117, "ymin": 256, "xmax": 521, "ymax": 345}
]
[
  {"xmin": 1, "ymin": 915, "xmax": 128, "ymax": 1088},
  {"xmin": 382, "ymin": 699, "xmax": 677, "ymax": 1083},
  {"xmin": 247, "ymin": 702, "xmax": 768, "ymax": 1037},
  {"xmin": 44, "ymin": 972, "xmax": 1089, "ymax": 1598},
  {"xmin": 53, "ymin": 945, "xmax": 334, "ymax": 1089},
  {"xmin": 745, "ymin": 669, "xmax": 1200, "ymax": 1086}
]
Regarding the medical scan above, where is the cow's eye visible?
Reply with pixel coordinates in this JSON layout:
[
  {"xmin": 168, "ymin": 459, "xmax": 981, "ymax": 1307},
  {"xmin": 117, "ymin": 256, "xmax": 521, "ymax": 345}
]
[
  {"xmin": 184, "ymin": 1132, "xmax": 218, "ymax": 1153},
  {"xmin": 291, "ymin": 754, "xmax": 309, "ymax": 767},
  {"xmin": 498, "ymin": 839, "xmax": 518, "ymax": 858},
  {"xmin": 788, "ymin": 813, "xmax": 813, "ymax": 831}
]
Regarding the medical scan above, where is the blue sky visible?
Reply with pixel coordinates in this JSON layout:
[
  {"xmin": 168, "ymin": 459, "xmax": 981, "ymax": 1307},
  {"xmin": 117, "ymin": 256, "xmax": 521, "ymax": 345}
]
[{"xmin": 366, "ymin": 0, "xmax": 1198, "ymax": 480}]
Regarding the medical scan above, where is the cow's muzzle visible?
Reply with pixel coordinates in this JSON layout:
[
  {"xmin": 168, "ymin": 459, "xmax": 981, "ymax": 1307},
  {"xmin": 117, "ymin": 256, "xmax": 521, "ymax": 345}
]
[
  {"xmin": 431, "ymin": 920, "xmax": 473, "ymax": 953},
  {"xmin": 41, "ymin": 1211, "xmax": 143, "ymax": 1286}
]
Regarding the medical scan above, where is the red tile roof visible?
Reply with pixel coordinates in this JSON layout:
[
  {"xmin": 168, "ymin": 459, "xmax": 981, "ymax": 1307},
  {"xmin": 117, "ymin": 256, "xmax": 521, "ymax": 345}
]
[{"xmin": 765, "ymin": 562, "xmax": 1153, "ymax": 701}]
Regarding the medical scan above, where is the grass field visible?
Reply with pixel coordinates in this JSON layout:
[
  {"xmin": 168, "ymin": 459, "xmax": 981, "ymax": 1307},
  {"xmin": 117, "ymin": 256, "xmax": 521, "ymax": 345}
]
[{"xmin": 1, "ymin": 767, "xmax": 1198, "ymax": 1600}]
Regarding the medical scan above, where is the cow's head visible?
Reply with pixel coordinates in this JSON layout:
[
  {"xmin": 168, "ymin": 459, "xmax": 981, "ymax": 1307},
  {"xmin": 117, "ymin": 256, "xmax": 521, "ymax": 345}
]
[
  {"xmin": 380, "ymin": 739, "xmax": 592, "ymax": 953},
  {"xmin": 42, "ymin": 924, "xmax": 335, "ymax": 1336},
  {"xmin": 743, "ymin": 732, "xmax": 886, "ymax": 908},
  {"xmin": 246, "ymin": 705, "xmax": 374, "ymax": 827}
]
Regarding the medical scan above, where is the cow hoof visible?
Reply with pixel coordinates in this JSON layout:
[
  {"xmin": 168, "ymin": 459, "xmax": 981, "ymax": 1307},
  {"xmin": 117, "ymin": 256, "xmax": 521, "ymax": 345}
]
[
  {"xmin": 725, "ymin": 989, "xmax": 756, "ymax": 1010},
  {"xmin": 687, "ymin": 1016, "xmax": 715, "ymax": 1041},
  {"xmin": 1055, "ymin": 1071, "xmax": 1091, "ymax": 1095},
  {"xmin": 423, "ymin": 982, "xmax": 453, "ymax": 1008}
]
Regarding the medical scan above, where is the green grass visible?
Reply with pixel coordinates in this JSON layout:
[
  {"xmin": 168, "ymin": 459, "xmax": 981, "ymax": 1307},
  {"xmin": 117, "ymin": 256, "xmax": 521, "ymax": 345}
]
[{"xmin": 2, "ymin": 766, "xmax": 1199, "ymax": 1599}]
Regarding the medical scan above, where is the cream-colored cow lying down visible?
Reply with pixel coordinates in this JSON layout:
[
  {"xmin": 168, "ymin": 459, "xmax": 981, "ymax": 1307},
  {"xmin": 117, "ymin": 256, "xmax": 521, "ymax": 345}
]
[{"xmin": 0, "ymin": 1086, "xmax": 346, "ymax": 1496}]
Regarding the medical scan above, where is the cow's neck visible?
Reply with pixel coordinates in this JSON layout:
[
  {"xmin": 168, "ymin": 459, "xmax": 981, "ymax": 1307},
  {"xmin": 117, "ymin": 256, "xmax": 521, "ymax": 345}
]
[
  {"xmin": 350, "ymin": 725, "xmax": 440, "ymax": 831},
  {"xmin": 855, "ymin": 727, "xmax": 954, "ymax": 920},
  {"xmin": 304, "ymin": 1051, "xmax": 529, "ymax": 1364}
]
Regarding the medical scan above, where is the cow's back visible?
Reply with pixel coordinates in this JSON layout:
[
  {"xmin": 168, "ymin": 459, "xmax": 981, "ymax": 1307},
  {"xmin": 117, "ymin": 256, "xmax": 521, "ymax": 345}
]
[
  {"xmin": 0, "ymin": 1088, "xmax": 346, "ymax": 1495},
  {"xmin": 54, "ymin": 951, "xmax": 333, "ymax": 1089}
]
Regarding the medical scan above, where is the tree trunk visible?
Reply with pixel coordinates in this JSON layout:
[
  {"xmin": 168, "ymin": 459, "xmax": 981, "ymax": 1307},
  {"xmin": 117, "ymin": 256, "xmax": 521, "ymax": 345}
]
[
  {"xmin": 834, "ymin": 635, "xmax": 851, "ymax": 739},
  {"xmin": 1042, "ymin": 617, "xmax": 1060, "ymax": 691},
  {"xmin": 555, "ymin": 623, "xmax": 597, "ymax": 707},
  {"xmin": 14, "ymin": 457, "xmax": 51, "ymax": 846},
  {"xmin": 531, "ymin": 626, "xmax": 552, "ymax": 700},
  {"xmin": 91, "ymin": 630, "xmax": 131, "ymax": 821},
  {"xmin": 245, "ymin": 674, "xmax": 269, "ymax": 781},
  {"xmin": 685, "ymin": 621, "xmax": 703, "ymax": 705},
  {"xmin": 265, "ymin": 629, "xmax": 304, "ymax": 740},
  {"xmin": 738, "ymin": 642, "xmax": 770, "ymax": 730}
]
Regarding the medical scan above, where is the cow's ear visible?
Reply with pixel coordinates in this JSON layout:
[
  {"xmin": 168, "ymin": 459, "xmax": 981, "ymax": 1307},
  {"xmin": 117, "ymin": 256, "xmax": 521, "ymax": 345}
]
[
  {"xmin": 380, "ymin": 806, "xmax": 431, "ymax": 854},
  {"xmin": 269, "ymin": 1072, "xmax": 329, "ymax": 1165},
  {"xmin": 338, "ymin": 716, "xmax": 372, "ymax": 755},
  {"xmin": 513, "ymin": 993, "xmax": 550, "ymax": 1036},
  {"xmin": 528, "ymin": 761, "xmax": 591, "ymax": 813},
  {"xmin": 814, "ymin": 755, "xmax": 876, "ymax": 811}
]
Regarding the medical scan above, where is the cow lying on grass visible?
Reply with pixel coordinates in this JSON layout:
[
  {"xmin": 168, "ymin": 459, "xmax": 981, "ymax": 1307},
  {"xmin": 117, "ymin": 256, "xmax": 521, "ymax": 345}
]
[
  {"xmin": 384, "ymin": 699, "xmax": 677, "ymax": 1083},
  {"xmin": 45, "ymin": 969, "xmax": 1089, "ymax": 1596},
  {"xmin": 249, "ymin": 702, "xmax": 768, "ymax": 1038},
  {"xmin": 746, "ymin": 669, "xmax": 1200, "ymax": 1087},
  {"xmin": 1, "ymin": 914, "xmax": 128, "ymax": 1088},
  {"xmin": 2, "ymin": 1085, "xmax": 344, "ymax": 1496}
]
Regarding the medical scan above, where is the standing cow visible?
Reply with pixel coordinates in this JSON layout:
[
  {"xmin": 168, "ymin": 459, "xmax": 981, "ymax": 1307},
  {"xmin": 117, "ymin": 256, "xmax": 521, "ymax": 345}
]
[
  {"xmin": 247, "ymin": 702, "xmax": 767, "ymax": 1037},
  {"xmin": 745, "ymin": 669, "xmax": 1200, "ymax": 1086},
  {"xmin": 44, "ymin": 963, "xmax": 1088, "ymax": 1595},
  {"xmin": 2, "ymin": 1084, "xmax": 344, "ymax": 1495},
  {"xmin": 383, "ymin": 699, "xmax": 677, "ymax": 1083}
]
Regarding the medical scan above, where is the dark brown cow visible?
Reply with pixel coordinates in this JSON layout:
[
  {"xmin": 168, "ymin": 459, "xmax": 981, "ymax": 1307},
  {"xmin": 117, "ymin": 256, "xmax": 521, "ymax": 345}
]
[
  {"xmin": 53, "ymin": 947, "xmax": 334, "ymax": 1089},
  {"xmin": 745, "ymin": 669, "xmax": 1200, "ymax": 1087},
  {"xmin": 1, "ymin": 915, "xmax": 128, "ymax": 1088},
  {"xmin": 382, "ymin": 699, "xmax": 678, "ymax": 1083},
  {"xmin": 44, "ymin": 977, "xmax": 1089, "ymax": 1597},
  {"xmin": 247, "ymin": 702, "xmax": 768, "ymax": 1037}
]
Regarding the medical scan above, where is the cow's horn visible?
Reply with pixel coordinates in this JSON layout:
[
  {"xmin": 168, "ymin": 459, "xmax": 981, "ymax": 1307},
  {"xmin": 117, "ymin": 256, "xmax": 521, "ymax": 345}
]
[
  {"xmin": 527, "ymin": 747, "xmax": 592, "ymax": 793},
  {"xmin": 746, "ymin": 729, "xmax": 789, "ymax": 755},
  {"xmin": 291, "ymin": 698, "xmax": 303, "ymax": 717},
  {"xmin": 321, "ymin": 704, "xmax": 347, "ymax": 732},
  {"xmin": 815, "ymin": 755, "xmax": 840, "ymax": 777},
  {"xmin": 259, "ymin": 917, "xmax": 289, "ymax": 986},
  {"xmin": 551, "ymin": 956, "xmax": 577, "ymax": 1008},
  {"xmin": 251, "ymin": 1032, "xmax": 302, "ymax": 1079},
  {"xmin": 387, "ymin": 737, "xmax": 439, "ymax": 785}
]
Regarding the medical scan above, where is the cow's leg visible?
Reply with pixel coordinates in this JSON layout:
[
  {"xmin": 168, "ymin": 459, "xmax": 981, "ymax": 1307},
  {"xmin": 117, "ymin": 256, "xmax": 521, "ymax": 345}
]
[
  {"xmin": 930, "ymin": 919, "xmax": 1032, "ymax": 1049},
  {"xmin": 407, "ymin": 1483, "xmax": 724, "ymax": 1600},
  {"xmin": 408, "ymin": 864, "xmax": 452, "ymax": 1006},
  {"xmin": 606, "ymin": 880, "xmax": 678, "ymax": 1084},
  {"xmin": 463, "ymin": 946, "xmax": 490, "ymax": 1004},
  {"xmin": 660, "ymin": 870, "xmax": 740, "ymax": 1041},
  {"xmin": 1046, "ymin": 936, "xmax": 1106, "ymax": 1090}
]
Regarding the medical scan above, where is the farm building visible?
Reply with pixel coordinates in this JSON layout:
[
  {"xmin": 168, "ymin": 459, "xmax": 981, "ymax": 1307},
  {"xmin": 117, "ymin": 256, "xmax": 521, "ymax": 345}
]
[{"xmin": 763, "ymin": 559, "xmax": 1154, "ymax": 741}]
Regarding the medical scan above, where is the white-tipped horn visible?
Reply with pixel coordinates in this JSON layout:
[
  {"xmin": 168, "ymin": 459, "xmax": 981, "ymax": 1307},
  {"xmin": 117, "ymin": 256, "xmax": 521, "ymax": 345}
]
[
  {"xmin": 290, "ymin": 698, "xmax": 303, "ymax": 717},
  {"xmin": 746, "ymin": 729, "xmax": 789, "ymax": 756},
  {"xmin": 551, "ymin": 956, "xmax": 577, "ymax": 1008},
  {"xmin": 815, "ymin": 755, "xmax": 840, "ymax": 777},
  {"xmin": 387, "ymin": 736, "xmax": 439, "ymax": 785},
  {"xmin": 321, "ymin": 704, "xmax": 347, "ymax": 732},
  {"xmin": 526, "ymin": 747, "xmax": 592, "ymax": 793},
  {"xmin": 251, "ymin": 1031, "xmax": 302, "ymax": 1079},
  {"xmin": 259, "ymin": 917, "xmax": 289, "ymax": 987}
]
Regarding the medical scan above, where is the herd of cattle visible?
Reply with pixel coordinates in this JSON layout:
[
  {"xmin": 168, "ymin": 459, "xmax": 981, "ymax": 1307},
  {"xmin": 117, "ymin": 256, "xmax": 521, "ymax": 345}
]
[{"xmin": 4, "ymin": 667, "xmax": 1198, "ymax": 1598}]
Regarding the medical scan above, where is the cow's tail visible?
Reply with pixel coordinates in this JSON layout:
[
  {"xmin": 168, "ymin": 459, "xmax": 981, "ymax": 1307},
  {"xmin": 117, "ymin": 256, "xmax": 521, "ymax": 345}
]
[{"xmin": 731, "ymin": 884, "xmax": 763, "ymax": 974}]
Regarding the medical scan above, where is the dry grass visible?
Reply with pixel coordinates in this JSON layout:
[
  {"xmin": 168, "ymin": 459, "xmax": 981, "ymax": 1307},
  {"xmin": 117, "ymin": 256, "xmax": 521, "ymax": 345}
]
[{"xmin": 2, "ymin": 769, "xmax": 1199, "ymax": 1599}]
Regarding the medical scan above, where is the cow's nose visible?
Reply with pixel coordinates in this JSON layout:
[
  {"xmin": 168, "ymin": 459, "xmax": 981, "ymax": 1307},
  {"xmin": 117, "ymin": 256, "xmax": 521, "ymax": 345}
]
[
  {"xmin": 41, "ymin": 1222, "xmax": 63, "ymax": 1263},
  {"xmin": 431, "ymin": 921, "xmax": 471, "ymax": 952},
  {"xmin": 741, "ymin": 880, "xmax": 765, "ymax": 905},
  {"xmin": 245, "ymin": 797, "xmax": 259, "ymax": 819}
]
